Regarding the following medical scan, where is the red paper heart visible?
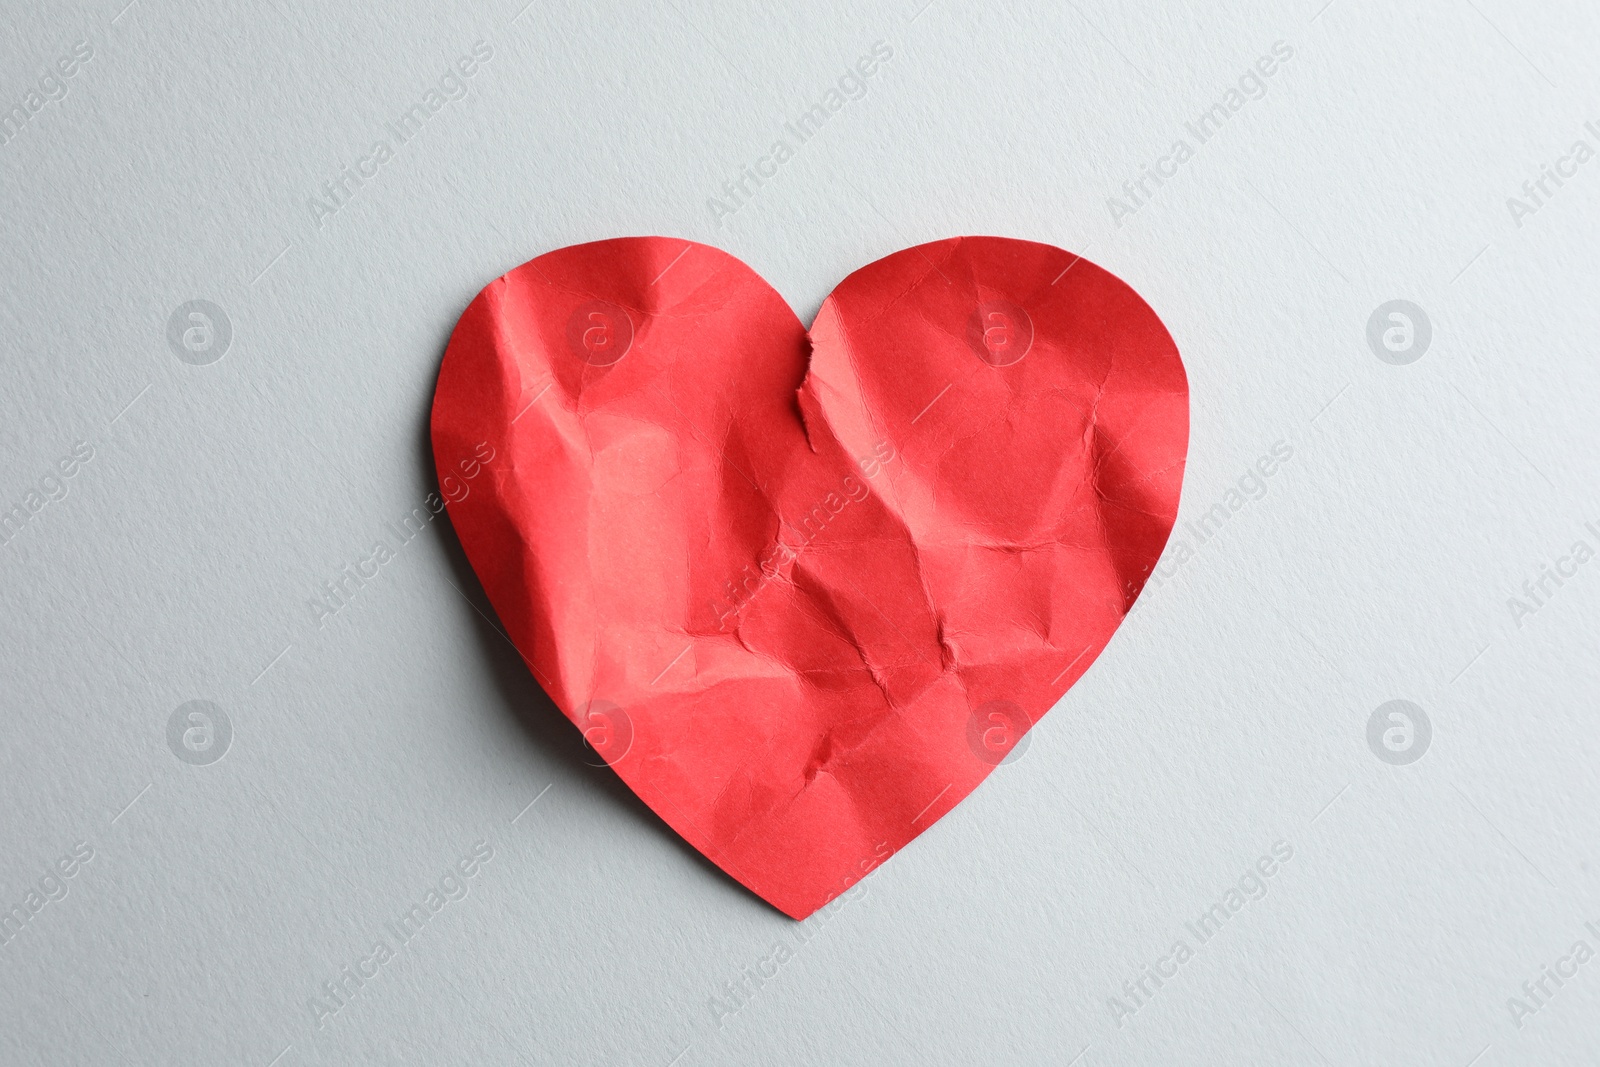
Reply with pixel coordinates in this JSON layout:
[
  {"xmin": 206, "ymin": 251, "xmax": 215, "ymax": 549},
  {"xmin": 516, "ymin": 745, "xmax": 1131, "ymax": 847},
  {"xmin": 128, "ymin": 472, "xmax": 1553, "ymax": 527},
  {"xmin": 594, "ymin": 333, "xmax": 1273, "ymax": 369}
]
[{"xmin": 431, "ymin": 237, "xmax": 1187, "ymax": 918}]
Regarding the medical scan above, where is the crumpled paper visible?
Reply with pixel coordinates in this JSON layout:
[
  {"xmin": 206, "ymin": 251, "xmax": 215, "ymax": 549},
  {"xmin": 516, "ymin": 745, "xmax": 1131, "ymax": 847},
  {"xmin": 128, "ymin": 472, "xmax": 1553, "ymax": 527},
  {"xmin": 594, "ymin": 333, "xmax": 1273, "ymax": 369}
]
[{"xmin": 431, "ymin": 236, "xmax": 1187, "ymax": 918}]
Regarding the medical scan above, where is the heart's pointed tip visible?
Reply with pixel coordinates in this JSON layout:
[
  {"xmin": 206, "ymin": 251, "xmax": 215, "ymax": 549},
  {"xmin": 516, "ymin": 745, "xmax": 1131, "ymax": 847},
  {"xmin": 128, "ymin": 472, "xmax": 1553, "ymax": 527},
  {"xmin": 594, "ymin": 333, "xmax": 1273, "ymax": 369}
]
[{"xmin": 767, "ymin": 887, "xmax": 835, "ymax": 922}]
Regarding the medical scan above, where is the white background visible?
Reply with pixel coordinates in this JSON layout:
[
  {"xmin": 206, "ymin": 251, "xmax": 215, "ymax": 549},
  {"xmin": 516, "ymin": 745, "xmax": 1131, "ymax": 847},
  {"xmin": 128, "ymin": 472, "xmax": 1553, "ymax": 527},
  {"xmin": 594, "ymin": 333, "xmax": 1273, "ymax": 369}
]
[{"xmin": 3, "ymin": 0, "xmax": 1599, "ymax": 1064}]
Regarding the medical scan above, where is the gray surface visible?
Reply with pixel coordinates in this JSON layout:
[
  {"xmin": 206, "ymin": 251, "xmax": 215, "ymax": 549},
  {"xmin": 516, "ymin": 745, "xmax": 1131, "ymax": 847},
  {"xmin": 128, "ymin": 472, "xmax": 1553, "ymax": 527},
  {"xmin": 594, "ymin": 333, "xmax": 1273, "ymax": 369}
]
[{"xmin": 3, "ymin": 0, "xmax": 1599, "ymax": 1064}]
